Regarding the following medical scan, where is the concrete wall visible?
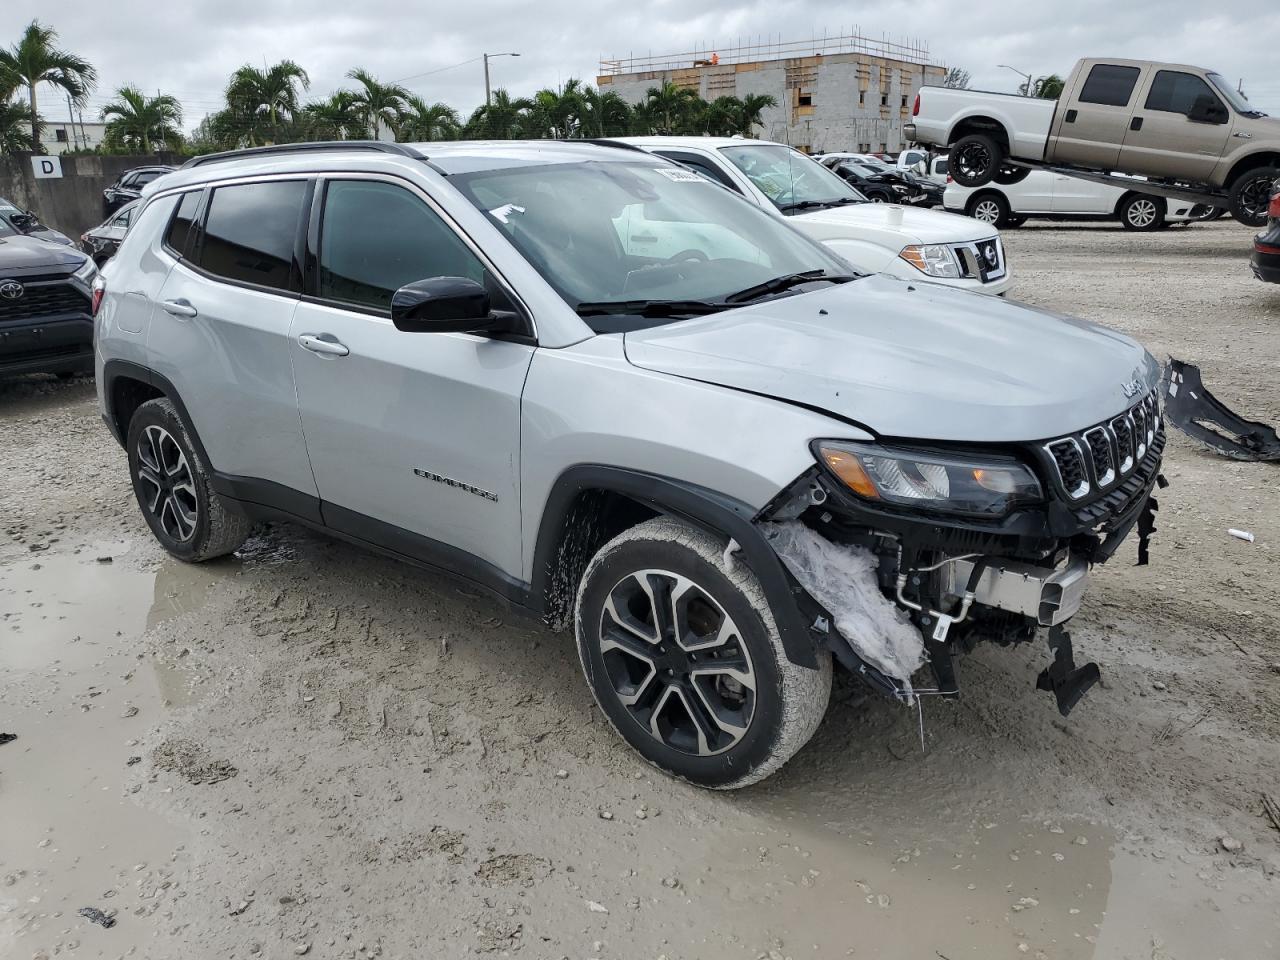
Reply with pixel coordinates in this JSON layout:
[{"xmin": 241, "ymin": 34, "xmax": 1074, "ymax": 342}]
[
  {"xmin": 0, "ymin": 152, "xmax": 179, "ymax": 239},
  {"xmin": 600, "ymin": 53, "xmax": 946, "ymax": 154}
]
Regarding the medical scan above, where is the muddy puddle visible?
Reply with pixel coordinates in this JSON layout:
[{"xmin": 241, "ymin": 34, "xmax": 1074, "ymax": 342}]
[{"xmin": 0, "ymin": 543, "xmax": 220, "ymax": 959}]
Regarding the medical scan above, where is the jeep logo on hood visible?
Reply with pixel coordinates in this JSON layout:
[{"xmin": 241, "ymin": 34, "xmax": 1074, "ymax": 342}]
[{"xmin": 0, "ymin": 279, "xmax": 24, "ymax": 300}]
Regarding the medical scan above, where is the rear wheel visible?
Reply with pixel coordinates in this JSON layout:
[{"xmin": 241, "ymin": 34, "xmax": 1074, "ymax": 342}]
[
  {"xmin": 574, "ymin": 517, "xmax": 831, "ymax": 789},
  {"xmin": 127, "ymin": 398, "xmax": 251, "ymax": 562},
  {"xmin": 1120, "ymin": 194, "xmax": 1167, "ymax": 231},
  {"xmin": 967, "ymin": 191, "xmax": 1010, "ymax": 228},
  {"xmin": 1227, "ymin": 167, "xmax": 1279, "ymax": 227},
  {"xmin": 949, "ymin": 134, "xmax": 1004, "ymax": 187}
]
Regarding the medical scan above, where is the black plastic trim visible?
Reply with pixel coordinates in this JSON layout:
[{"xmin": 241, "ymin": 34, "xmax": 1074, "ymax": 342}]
[
  {"xmin": 531, "ymin": 465, "xmax": 819, "ymax": 668},
  {"xmin": 182, "ymin": 141, "xmax": 426, "ymax": 169}
]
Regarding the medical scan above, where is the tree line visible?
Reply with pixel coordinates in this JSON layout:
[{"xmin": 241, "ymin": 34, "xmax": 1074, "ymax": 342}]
[{"xmin": 0, "ymin": 19, "xmax": 778, "ymax": 158}]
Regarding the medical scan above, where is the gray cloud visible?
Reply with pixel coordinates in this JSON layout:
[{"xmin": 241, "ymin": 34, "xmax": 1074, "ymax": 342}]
[{"xmin": 3, "ymin": 0, "xmax": 1277, "ymax": 131}]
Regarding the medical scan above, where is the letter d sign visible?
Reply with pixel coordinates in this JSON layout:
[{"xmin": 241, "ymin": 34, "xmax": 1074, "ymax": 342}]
[{"xmin": 32, "ymin": 156, "xmax": 63, "ymax": 179}]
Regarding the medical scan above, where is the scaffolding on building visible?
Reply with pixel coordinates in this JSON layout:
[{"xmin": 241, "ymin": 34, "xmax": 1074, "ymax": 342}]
[{"xmin": 599, "ymin": 29, "xmax": 938, "ymax": 77}]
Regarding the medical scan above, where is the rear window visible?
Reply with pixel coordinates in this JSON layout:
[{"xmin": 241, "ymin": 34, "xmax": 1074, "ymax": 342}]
[
  {"xmin": 195, "ymin": 180, "xmax": 306, "ymax": 293},
  {"xmin": 1145, "ymin": 71, "xmax": 1217, "ymax": 115},
  {"xmin": 164, "ymin": 191, "xmax": 201, "ymax": 256},
  {"xmin": 1078, "ymin": 64, "xmax": 1141, "ymax": 107}
]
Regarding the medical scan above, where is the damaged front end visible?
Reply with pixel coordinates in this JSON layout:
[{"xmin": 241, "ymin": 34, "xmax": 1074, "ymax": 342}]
[{"xmin": 758, "ymin": 389, "xmax": 1168, "ymax": 717}]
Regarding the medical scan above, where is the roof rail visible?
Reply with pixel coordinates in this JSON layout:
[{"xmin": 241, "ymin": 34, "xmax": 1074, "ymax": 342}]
[
  {"xmin": 580, "ymin": 138, "xmax": 650, "ymax": 154},
  {"xmin": 181, "ymin": 140, "xmax": 425, "ymax": 169}
]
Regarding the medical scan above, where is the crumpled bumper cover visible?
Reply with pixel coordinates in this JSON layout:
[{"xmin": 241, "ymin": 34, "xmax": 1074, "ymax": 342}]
[{"xmin": 1163, "ymin": 358, "xmax": 1280, "ymax": 462}]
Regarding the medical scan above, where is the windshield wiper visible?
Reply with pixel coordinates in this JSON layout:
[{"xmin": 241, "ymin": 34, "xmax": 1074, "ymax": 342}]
[
  {"xmin": 574, "ymin": 298, "xmax": 729, "ymax": 318},
  {"xmin": 777, "ymin": 199, "xmax": 838, "ymax": 212},
  {"xmin": 722, "ymin": 270, "xmax": 857, "ymax": 304}
]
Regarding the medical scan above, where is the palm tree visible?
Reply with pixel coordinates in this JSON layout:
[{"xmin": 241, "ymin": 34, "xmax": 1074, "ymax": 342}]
[
  {"xmin": 100, "ymin": 85, "xmax": 182, "ymax": 153},
  {"xmin": 0, "ymin": 98, "xmax": 31, "ymax": 156},
  {"xmin": 529, "ymin": 78, "xmax": 585, "ymax": 139},
  {"xmin": 578, "ymin": 87, "xmax": 631, "ymax": 137},
  {"xmin": 1032, "ymin": 75, "xmax": 1065, "ymax": 99},
  {"xmin": 464, "ymin": 89, "xmax": 532, "ymax": 139},
  {"xmin": 302, "ymin": 91, "xmax": 362, "ymax": 141},
  {"xmin": 735, "ymin": 93, "xmax": 777, "ymax": 136},
  {"xmin": 224, "ymin": 60, "xmax": 309, "ymax": 144},
  {"xmin": 400, "ymin": 96, "xmax": 460, "ymax": 142},
  {"xmin": 644, "ymin": 82, "xmax": 701, "ymax": 135},
  {"xmin": 702, "ymin": 96, "xmax": 743, "ymax": 136},
  {"xmin": 0, "ymin": 20, "xmax": 97, "ymax": 153},
  {"xmin": 346, "ymin": 69, "xmax": 409, "ymax": 140}
]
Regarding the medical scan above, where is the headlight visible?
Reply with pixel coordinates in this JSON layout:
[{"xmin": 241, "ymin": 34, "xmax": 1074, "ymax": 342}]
[
  {"xmin": 891, "ymin": 184, "xmax": 910, "ymax": 193},
  {"xmin": 898, "ymin": 243, "xmax": 961, "ymax": 278},
  {"xmin": 73, "ymin": 257, "xmax": 97, "ymax": 283},
  {"xmin": 814, "ymin": 440, "xmax": 1042, "ymax": 517}
]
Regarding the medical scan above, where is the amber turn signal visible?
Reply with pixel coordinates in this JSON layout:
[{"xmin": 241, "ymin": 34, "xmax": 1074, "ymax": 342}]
[{"xmin": 819, "ymin": 447, "xmax": 880, "ymax": 499}]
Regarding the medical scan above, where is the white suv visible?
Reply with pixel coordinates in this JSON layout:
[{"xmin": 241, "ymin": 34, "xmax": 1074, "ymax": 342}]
[
  {"xmin": 615, "ymin": 137, "xmax": 1011, "ymax": 295},
  {"xmin": 95, "ymin": 141, "xmax": 1167, "ymax": 788}
]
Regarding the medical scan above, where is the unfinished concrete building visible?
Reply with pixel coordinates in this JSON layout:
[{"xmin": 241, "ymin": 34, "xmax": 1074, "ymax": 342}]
[{"xmin": 598, "ymin": 33, "xmax": 946, "ymax": 154}]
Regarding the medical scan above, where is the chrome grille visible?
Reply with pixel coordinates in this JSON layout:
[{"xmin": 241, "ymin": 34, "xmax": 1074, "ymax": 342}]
[
  {"xmin": 1044, "ymin": 391, "xmax": 1161, "ymax": 501},
  {"xmin": 952, "ymin": 236, "xmax": 1005, "ymax": 283}
]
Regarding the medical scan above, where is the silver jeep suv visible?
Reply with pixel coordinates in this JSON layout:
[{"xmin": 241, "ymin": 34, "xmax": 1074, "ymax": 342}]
[{"xmin": 95, "ymin": 141, "xmax": 1165, "ymax": 788}]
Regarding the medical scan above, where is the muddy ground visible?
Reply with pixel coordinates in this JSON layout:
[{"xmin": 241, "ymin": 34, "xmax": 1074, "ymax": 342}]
[{"xmin": 2, "ymin": 219, "xmax": 1279, "ymax": 960}]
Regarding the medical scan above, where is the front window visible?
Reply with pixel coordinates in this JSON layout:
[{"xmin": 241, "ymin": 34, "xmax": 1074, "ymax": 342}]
[
  {"xmin": 1207, "ymin": 72, "xmax": 1265, "ymax": 116},
  {"xmin": 451, "ymin": 161, "xmax": 854, "ymax": 323},
  {"xmin": 718, "ymin": 144, "xmax": 867, "ymax": 211}
]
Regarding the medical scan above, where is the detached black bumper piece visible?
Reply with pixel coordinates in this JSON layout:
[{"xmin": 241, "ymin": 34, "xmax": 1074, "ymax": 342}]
[{"xmin": 1163, "ymin": 358, "xmax": 1280, "ymax": 462}]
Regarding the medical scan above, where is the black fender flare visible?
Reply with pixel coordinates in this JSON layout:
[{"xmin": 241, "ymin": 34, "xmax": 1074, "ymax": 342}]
[{"xmin": 531, "ymin": 465, "xmax": 818, "ymax": 669}]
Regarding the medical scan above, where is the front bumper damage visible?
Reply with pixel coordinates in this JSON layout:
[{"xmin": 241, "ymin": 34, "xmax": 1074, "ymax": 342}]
[{"xmin": 759, "ymin": 408, "xmax": 1167, "ymax": 717}]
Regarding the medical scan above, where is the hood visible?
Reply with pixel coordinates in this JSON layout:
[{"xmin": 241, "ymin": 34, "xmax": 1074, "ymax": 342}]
[
  {"xmin": 623, "ymin": 275, "xmax": 1160, "ymax": 443},
  {"xmin": 0, "ymin": 233, "xmax": 88, "ymax": 273},
  {"xmin": 790, "ymin": 202, "xmax": 995, "ymax": 245}
]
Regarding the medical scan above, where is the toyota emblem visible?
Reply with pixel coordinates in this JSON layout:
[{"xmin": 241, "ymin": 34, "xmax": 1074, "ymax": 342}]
[{"xmin": 0, "ymin": 279, "xmax": 23, "ymax": 300}]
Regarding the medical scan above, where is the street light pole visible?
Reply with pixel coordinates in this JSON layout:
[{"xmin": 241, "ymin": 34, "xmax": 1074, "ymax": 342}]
[
  {"xmin": 998, "ymin": 64, "xmax": 1033, "ymax": 96},
  {"xmin": 484, "ymin": 52, "xmax": 521, "ymax": 107}
]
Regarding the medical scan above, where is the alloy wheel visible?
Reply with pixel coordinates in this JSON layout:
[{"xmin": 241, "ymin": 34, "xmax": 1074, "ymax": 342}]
[
  {"xmin": 1238, "ymin": 179, "xmax": 1272, "ymax": 222},
  {"xmin": 1128, "ymin": 198, "xmax": 1158, "ymax": 228},
  {"xmin": 973, "ymin": 199, "xmax": 1002, "ymax": 223},
  {"xmin": 954, "ymin": 142, "xmax": 992, "ymax": 181},
  {"xmin": 136, "ymin": 424, "xmax": 198, "ymax": 542},
  {"xmin": 597, "ymin": 569, "xmax": 756, "ymax": 756}
]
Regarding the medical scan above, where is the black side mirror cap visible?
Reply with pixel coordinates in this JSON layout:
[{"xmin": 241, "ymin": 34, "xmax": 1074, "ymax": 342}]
[{"xmin": 390, "ymin": 276, "xmax": 518, "ymax": 335}]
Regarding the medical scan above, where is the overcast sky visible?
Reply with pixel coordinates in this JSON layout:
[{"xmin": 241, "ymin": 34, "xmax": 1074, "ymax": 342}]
[{"xmin": 3, "ymin": 1, "xmax": 1278, "ymax": 133}]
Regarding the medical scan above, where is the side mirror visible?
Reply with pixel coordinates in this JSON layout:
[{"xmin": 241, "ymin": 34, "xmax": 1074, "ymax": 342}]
[
  {"xmin": 10, "ymin": 212, "xmax": 37, "ymax": 232},
  {"xmin": 1188, "ymin": 94, "xmax": 1227, "ymax": 124},
  {"xmin": 390, "ymin": 276, "xmax": 516, "ymax": 334}
]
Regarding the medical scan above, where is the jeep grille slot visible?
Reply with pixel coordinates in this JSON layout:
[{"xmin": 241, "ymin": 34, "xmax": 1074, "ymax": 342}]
[
  {"xmin": 1042, "ymin": 390, "xmax": 1162, "ymax": 505},
  {"xmin": 1047, "ymin": 438, "xmax": 1090, "ymax": 499}
]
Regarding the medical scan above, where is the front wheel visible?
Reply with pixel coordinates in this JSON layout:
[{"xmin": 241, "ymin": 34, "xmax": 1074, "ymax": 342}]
[
  {"xmin": 574, "ymin": 517, "xmax": 832, "ymax": 789},
  {"xmin": 949, "ymin": 133, "xmax": 1004, "ymax": 187},
  {"xmin": 967, "ymin": 191, "xmax": 1010, "ymax": 227},
  {"xmin": 127, "ymin": 398, "xmax": 251, "ymax": 562},
  {"xmin": 1120, "ymin": 194, "xmax": 1166, "ymax": 231},
  {"xmin": 1227, "ymin": 167, "xmax": 1279, "ymax": 227}
]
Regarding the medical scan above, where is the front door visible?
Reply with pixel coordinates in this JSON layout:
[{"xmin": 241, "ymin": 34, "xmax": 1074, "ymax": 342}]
[
  {"xmin": 1052, "ymin": 62, "xmax": 1146, "ymax": 170},
  {"xmin": 1119, "ymin": 70, "xmax": 1232, "ymax": 181},
  {"xmin": 289, "ymin": 176, "xmax": 534, "ymax": 581}
]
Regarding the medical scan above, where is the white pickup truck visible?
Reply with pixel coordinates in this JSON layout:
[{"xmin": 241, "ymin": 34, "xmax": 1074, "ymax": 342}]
[{"xmin": 906, "ymin": 57, "xmax": 1280, "ymax": 226}]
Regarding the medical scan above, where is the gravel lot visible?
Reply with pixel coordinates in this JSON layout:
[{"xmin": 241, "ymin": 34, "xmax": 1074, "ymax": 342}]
[{"xmin": 2, "ymin": 219, "xmax": 1278, "ymax": 960}]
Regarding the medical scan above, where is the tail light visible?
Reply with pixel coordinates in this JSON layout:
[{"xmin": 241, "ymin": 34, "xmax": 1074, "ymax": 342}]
[
  {"xmin": 91, "ymin": 274, "xmax": 106, "ymax": 317},
  {"xmin": 946, "ymin": 175, "xmax": 953, "ymax": 184},
  {"xmin": 912, "ymin": 93, "xmax": 920, "ymax": 117},
  {"xmin": 1269, "ymin": 192, "xmax": 1280, "ymax": 219}
]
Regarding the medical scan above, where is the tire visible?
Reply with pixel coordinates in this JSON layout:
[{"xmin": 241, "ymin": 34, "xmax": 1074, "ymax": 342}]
[
  {"xmin": 867, "ymin": 191, "xmax": 890, "ymax": 203},
  {"xmin": 949, "ymin": 133, "xmax": 1004, "ymax": 187},
  {"xmin": 1227, "ymin": 167, "xmax": 1279, "ymax": 228},
  {"xmin": 1005, "ymin": 215, "xmax": 1028, "ymax": 228},
  {"xmin": 967, "ymin": 191, "xmax": 1010, "ymax": 228},
  {"xmin": 126, "ymin": 397, "xmax": 251, "ymax": 562},
  {"xmin": 574, "ymin": 517, "xmax": 832, "ymax": 790},
  {"xmin": 1119, "ymin": 193, "xmax": 1166, "ymax": 231},
  {"xmin": 1192, "ymin": 206, "xmax": 1227, "ymax": 222},
  {"xmin": 993, "ymin": 165, "xmax": 1031, "ymax": 186}
]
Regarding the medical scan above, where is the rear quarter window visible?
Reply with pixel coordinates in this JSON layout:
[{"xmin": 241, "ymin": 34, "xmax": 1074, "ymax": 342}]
[
  {"xmin": 1077, "ymin": 64, "xmax": 1141, "ymax": 107},
  {"xmin": 163, "ymin": 190, "xmax": 202, "ymax": 257}
]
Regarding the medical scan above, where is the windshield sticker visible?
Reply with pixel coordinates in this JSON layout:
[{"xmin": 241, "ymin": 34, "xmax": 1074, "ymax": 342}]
[
  {"xmin": 653, "ymin": 167, "xmax": 705, "ymax": 183},
  {"xmin": 488, "ymin": 203, "xmax": 526, "ymax": 224}
]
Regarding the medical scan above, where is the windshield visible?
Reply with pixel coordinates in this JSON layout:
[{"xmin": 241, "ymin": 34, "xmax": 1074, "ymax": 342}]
[
  {"xmin": 0, "ymin": 218, "xmax": 15, "ymax": 239},
  {"xmin": 1207, "ymin": 73, "xmax": 1265, "ymax": 116},
  {"xmin": 452, "ymin": 160, "xmax": 855, "ymax": 321},
  {"xmin": 718, "ymin": 144, "xmax": 866, "ymax": 209}
]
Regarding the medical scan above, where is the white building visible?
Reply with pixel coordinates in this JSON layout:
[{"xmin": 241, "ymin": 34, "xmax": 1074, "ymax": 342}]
[{"xmin": 23, "ymin": 119, "xmax": 109, "ymax": 154}]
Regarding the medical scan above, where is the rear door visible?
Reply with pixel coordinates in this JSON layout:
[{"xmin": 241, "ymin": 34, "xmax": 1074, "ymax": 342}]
[
  {"xmin": 1118, "ymin": 69, "xmax": 1231, "ymax": 180},
  {"xmin": 1050, "ymin": 62, "xmax": 1146, "ymax": 170},
  {"xmin": 1048, "ymin": 174, "xmax": 1113, "ymax": 214},
  {"xmin": 146, "ymin": 177, "xmax": 319, "ymax": 511},
  {"xmin": 288, "ymin": 175, "xmax": 534, "ymax": 579}
]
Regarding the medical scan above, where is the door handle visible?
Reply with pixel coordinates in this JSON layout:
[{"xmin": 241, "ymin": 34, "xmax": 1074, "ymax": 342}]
[
  {"xmin": 1129, "ymin": 116, "xmax": 1144, "ymax": 131},
  {"xmin": 162, "ymin": 298, "xmax": 197, "ymax": 318},
  {"xmin": 1064, "ymin": 109, "xmax": 1078, "ymax": 123},
  {"xmin": 298, "ymin": 333, "xmax": 349, "ymax": 357}
]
